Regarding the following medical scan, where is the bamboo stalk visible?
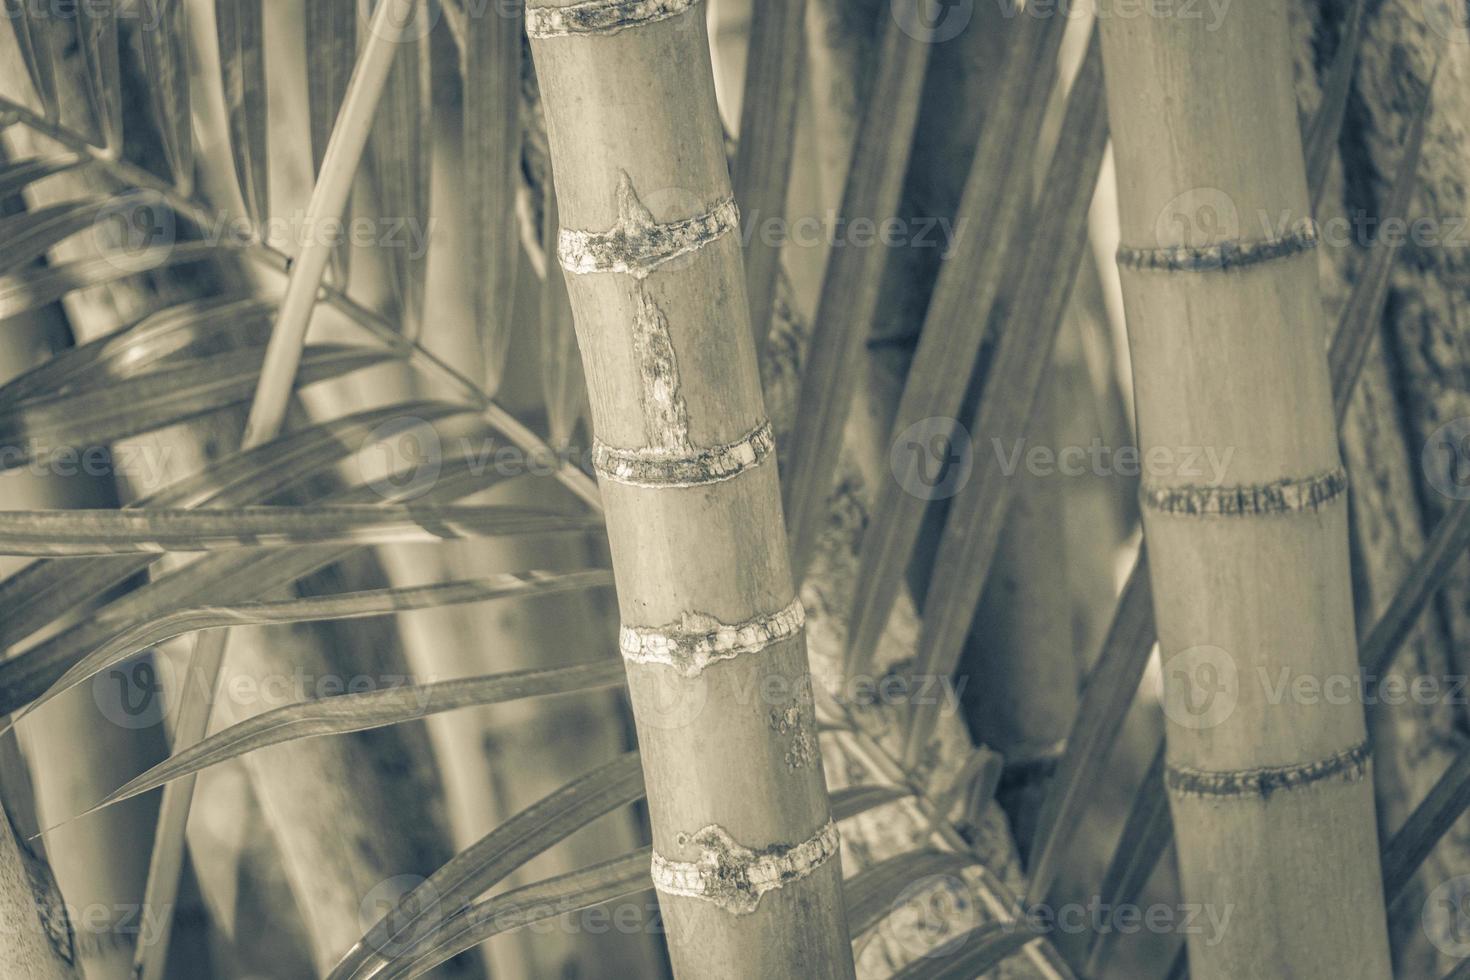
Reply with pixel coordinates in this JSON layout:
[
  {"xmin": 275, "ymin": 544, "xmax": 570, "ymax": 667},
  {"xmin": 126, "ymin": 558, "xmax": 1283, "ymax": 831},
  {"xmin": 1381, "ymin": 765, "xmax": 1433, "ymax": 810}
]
[
  {"xmin": 1099, "ymin": 7, "xmax": 1392, "ymax": 977},
  {"xmin": 527, "ymin": 3, "xmax": 853, "ymax": 976}
]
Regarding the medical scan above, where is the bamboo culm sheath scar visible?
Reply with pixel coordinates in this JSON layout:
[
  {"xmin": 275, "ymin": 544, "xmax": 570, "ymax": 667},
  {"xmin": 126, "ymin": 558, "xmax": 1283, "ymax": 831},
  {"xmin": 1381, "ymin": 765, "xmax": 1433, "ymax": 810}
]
[
  {"xmin": 1099, "ymin": 7, "xmax": 1393, "ymax": 978},
  {"xmin": 527, "ymin": 1, "xmax": 855, "ymax": 977}
]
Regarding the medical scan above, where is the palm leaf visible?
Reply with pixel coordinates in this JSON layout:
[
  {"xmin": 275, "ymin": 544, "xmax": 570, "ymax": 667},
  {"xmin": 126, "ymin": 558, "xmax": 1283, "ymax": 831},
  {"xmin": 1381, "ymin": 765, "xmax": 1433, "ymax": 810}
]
[
  {"xmin": 781, "ymin": 4, "xmax": 931, "ymax": 577},
  {"xmin": 887, "ymin": 922, "xmax": 1040, "ymax": 980},
  {"xmin": 460, "ymin": 0, "xmax": 522, "ymax": 393},
  {"xmin": 375, "ymin": 850, "xmax": 652, "ymax": 980},
  {"xmin": 215, "ymin": 0, "xmax": 270, "ymax": 223},
  {"xmin": 327, "ymin": 752, "xmax": 646, "ymax": 980},
  {"xmin": 137, "ymin": 0, "xmax": 194, "ymax": 192},
  {"xmin": 305, "ymin": 0, "xmax": 357, "ymax": 282},
  {"xmin": 843, "ymin": 10, "xmax": 1069, "ymax": 676},
  {"xmin": 81, "ymin": 661, "xmax": 626, "ymax": 812}
]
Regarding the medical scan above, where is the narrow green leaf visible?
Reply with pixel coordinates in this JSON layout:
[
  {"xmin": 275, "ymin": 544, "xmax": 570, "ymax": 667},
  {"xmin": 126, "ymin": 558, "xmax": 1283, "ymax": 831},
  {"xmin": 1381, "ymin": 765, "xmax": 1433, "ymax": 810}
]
[
  {"xmin": 733, "ymin": 0, "xmax": 806, "ymax": 355},
  {"xmin": 305, "ymin": 0, "xmax": 357, "ymax": 283},
  {"xmin": 0, "ymin": 402, "xmax": 473, "ymax": 652},
  {"xmin": 3, "ymin": 0, "xmax": 60, "ymax": 119},
  {"xmin": 782, "ymin": 6, "xmax": 931, "ymax": 579},
  {"xmin": 538, "ymin": 167, "xmax": 586, "ymax": 450},
  {"xmin": 0, "ymin": 196, "xmax": 126, "ymax": 276},
  {"xmin": 830, "ymin": 783, "xmax": 912, "ymax": 823},
  {"xmin": 907, "ymin": 35, "xmax": 1109, "ymax": 757},
  {"xmin": 0, "ymin": 154, "xmax": 86, "ymax": 202},
  {"xmin": 131, "ymin": 628, "xmax": 230, "ymax": 980},
  {"xmin": 1382, "ymin": 747, "xmax": 1470, "ymax": 904},
  {"xmin": 845, "ymin": 849, "xmax": 976, "ymax": 939},
  {"xmin": 370, "ymin": 4, "xmax": 433, "ymax": 340},
  {"xmin": 462, "ymin": 0, "xmax": 522, "ymax": 393},
  {"xmin": 1360, "ymin": 498, "xmax": 1470, "ymax": 677},
  {"xmin": 377, "ymin": 850, "xmax": 652, "ymax": 980},
  {"xmin": 1083, "ymin": 741, "xmax": 1171, "ymax": 976},
  {"xmin": 1330, "ymin": 68, "xmax": 1433, "ymax": 425},
  {"xmin": 327, "ymin": 753, "xmax": 646, "ymax": 980},
  {"xmin": 1026, "ymin": 550, "xmax": 1156, "ymax": 907},
  {"xmin": 85, "ymin": 662, "xmax": 626, "ymax": 811},
  {"xmin": 0, "ymin": 243, "xmax": 224, "ymax": 321},
  {"xmin": 244, "ymin": 0, "xmax": 421, "ymax": 446},
  {"xmin": 20, "ymin": 570, "xmax": 612, "ymax": 724},
  {"xmin": 215, "ymin": 0, "xmax": 270, "ymax": 223},
  {"xmin": 0, "ymin": 451, "xmax": 509, "ymax": 715},
  {"xmin": 0, "ymin": 503, "xmax": 595, "ymax": 556},
  {"xmin": 76, "ymin": 0, "xmax": 122, "ymax": 152},
  {"xmin": 1304, "ymin": 0, "xmax": 1363, "ymax": 212},
  {"xmin": 887, "ymin": 921, "xmax": 1040, "ymax": 980},
  {"xmin": 0, "ymin": 296, "xmax": 275, "ymax": 406},
  {"xmin": 137, "ymin": 0, "xmax": 194, "ymax": 193},
  {"xmin": 0, "ymin": 345, "xmax": 397, "ymax": 472},
  {"xmin": 844, "ymin": 10, "xmax": 1069, "ymax": 676}
]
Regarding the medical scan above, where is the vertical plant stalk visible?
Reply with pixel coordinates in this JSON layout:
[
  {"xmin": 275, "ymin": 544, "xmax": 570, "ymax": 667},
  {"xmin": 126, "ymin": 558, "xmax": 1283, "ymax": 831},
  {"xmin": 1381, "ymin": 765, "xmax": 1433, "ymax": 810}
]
[
  {"xmin": 527, "ymin": 3, "xmax": 854, "ymax": 976},
  {"xmin": 730, "ymin": 0, "xmax": 804, "ymax": 355},
  {"xmin": 1100, "ymin": 7, "xmax": 1392, "ymax": 978}
]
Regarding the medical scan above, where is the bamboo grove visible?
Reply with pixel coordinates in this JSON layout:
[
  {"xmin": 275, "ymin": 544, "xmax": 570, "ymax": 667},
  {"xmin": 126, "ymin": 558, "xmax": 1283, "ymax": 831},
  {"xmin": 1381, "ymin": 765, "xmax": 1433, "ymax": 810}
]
[{"xmin": 0, "ymin": 0, "xmax": 1465, "ymax": 979}]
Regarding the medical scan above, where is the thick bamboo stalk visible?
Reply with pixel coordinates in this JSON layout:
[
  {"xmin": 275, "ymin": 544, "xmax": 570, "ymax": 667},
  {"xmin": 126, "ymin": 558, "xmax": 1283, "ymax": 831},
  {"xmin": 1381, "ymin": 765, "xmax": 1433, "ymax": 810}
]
[
  {"xmin": 527, "ymin": 4, "xmax": 853, "ymax": 977},
  {"xmin": 1100, "ymin": 7, "xmax": 1392, "ymax": 977}
]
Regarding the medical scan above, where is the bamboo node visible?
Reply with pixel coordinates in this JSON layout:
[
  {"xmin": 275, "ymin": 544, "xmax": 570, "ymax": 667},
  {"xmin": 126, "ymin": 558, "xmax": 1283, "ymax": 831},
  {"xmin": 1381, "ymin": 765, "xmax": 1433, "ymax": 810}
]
[
  {"xmin": 621, "ymin": 596, "xmax": 804, "ymax": 676},
  {"xmin": 1141, "ymin": 467, "xmax": 1348, "ymax": 517},
  {"xmin": 526, "ymin": 0, "xmax": 702, "ymax": 38},
  {"xmin": 650, "ymin": 819, "xmax": 840, "ymax": 914},
  {"xmin": 1117, "ymin": 220, "xmax": 1318, "ymax": 272},
  {"xmin": 593, "ymin": 418, "xmax": 775, "ymax": 488},
  {"xmin": 1165, "ymin": 742, "xmax": 1371, "ymax": 800},
  {"xmin": 558, "ymin": 172, "xmax": 738, "ymax": 278}
]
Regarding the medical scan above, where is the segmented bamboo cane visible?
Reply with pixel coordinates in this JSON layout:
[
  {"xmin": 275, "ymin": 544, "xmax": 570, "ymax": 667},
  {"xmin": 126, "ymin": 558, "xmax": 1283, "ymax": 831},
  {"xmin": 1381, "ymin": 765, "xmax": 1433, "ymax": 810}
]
[
  {"xmin": 1099, "ymin": 7, "xmax": 1392, "ymax": 977},
  {"xmin": 527, "ymin": 2, "xmax": 854, "ymax": 976}
]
